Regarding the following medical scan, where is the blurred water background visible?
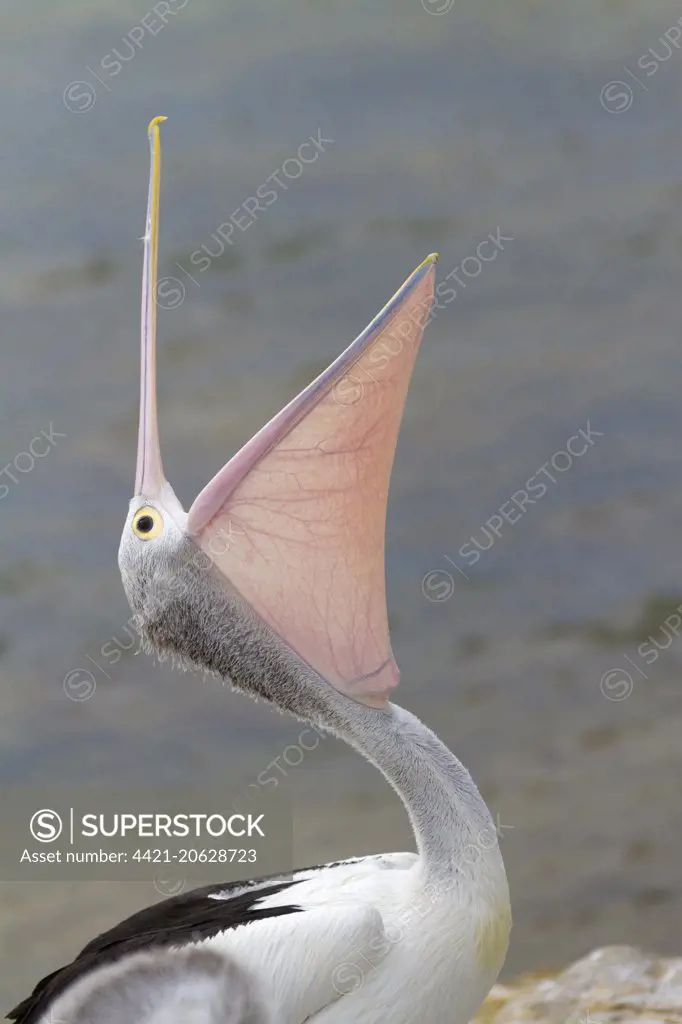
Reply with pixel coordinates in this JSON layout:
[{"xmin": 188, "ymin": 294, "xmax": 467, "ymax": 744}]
[{"xmin": 1, "ymin": 0, "xmax": 682, "ymax": 1007}]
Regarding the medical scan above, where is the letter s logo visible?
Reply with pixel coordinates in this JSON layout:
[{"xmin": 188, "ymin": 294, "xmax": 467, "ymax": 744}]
[{"xmin": 30, "ymin": 809, "xmax": 63, "ymax": 843}]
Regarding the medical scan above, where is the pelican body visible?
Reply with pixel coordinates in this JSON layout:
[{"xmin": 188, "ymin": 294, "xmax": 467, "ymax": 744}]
[{"xmin": 9, "ymin": 119, "xmax": 510, "ymax": 1024}]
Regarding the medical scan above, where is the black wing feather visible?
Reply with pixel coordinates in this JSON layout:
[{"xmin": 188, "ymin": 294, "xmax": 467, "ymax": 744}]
[{"xmin": 7, "ymin": 876, "xmax": 300, "ymax": 1024}]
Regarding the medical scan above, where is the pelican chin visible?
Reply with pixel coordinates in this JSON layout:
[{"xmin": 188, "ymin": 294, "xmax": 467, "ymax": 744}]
[{"xmin": 11, "ymin": 119, "xmax": 510, "ymax": 1024}]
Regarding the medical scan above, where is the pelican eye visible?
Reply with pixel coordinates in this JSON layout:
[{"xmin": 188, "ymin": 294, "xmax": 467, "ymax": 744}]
[{"xmin": 132, "ymin": 506, "xmax": 163, "ymax": 540}]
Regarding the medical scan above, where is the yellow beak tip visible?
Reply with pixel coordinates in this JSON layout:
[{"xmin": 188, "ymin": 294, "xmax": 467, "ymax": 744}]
[
  {"xmin": 147, "ymin": 116, "xmax": 168, "ymax": 135},
  {"xmin": 415, "ymin": 252, "xmax": 440, "ymax": 273}
]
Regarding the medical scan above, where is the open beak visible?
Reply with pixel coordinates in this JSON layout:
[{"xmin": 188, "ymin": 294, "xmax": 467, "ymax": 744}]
[{"xmin": 135, "ymin": 116, "xmax": 167, "ymax": 500}]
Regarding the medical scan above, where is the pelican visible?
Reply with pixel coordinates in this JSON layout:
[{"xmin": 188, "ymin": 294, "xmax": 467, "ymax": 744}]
[{"xmin": 9, "ymin": 118, "xmax": 510, "ymax": 1024}]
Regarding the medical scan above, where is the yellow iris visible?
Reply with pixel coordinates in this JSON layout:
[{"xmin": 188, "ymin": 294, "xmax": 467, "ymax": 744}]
[{"xmin": 132, "ymin": 506, "xmax": 164, "ymax": 540}]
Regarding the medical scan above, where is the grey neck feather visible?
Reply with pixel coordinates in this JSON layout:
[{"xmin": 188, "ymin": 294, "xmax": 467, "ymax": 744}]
[
  {"xmin": 337, "ymin": 700, "xmax": 503, "ymax": 883},
  {"xmin": 125, "ymin": 539, "xmax": 504, "ymax": 886}
]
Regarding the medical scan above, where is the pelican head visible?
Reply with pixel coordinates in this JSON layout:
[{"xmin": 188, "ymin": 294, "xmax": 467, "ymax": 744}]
[{"xmin": 118, "ymin": 118, "xmax": 436, "ymax": 713}]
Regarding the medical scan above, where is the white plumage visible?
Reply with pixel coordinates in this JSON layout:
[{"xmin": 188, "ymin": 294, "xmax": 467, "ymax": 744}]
[{"xmin": 209, "ymin": 851, "xmax": 508, "ymax": 1024}]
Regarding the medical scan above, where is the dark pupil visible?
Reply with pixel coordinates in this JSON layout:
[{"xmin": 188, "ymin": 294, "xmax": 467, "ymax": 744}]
[{"xmin": 136, "ymin": 515, "xmax": 155, "ymax": 534}]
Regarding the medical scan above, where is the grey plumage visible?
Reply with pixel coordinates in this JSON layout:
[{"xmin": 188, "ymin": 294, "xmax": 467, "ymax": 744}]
[
  {"xmin": 118, "ymin": 530, "xmax": 351, "ymax": 734},
  {"xmin": 43, "ymin": 948, "xmax": 270, "ymax": 1024}
]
